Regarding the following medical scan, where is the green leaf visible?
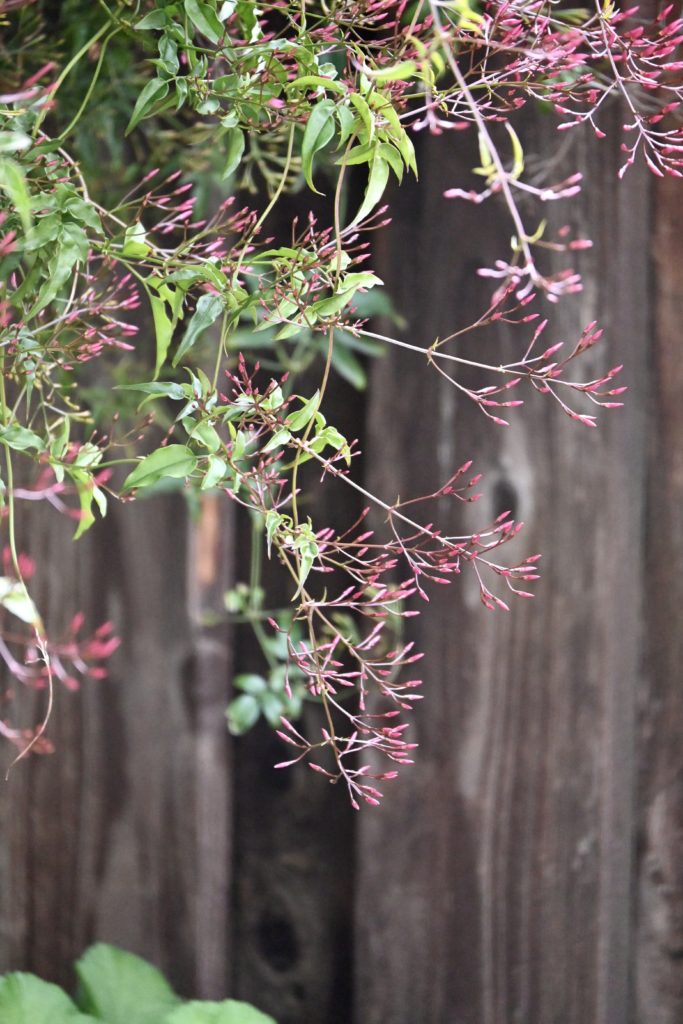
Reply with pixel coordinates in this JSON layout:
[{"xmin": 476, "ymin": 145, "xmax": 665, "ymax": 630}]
[
  {"xmin": 349, "ymin": 92, "xmax": 374, "ymax": 144},
  {"xmin": 50, "ymin": 417, "xmax": 70, "ymax": 460},
  {"xmin": 336, "ymin": 104, "xmax": 356, "ymax": 147},
  {"xmin": 311, "ymin": 289, "xmax": 356, "ymax": 318},
  {"xmin": 295, "ymin": 536, "xmax": 318, "ymax": 591},
  {"xmin": 236, "ymin": 0, "xmax": 259, "ymax": 39},
  {"xmin": 254, "ymin": 296, "xmax": 298, "ymax": 332},
  {"xmin": 135, "ymin": 10, "xmax": 169, "ymax": 29},
  {"xmin": 289, "ymin": 75, "xmax": 346, "ymax": 94},
  {"xmin": 0, "ymin": 973, "xmax": 96, "ymax": 1024},
  {"xmin": 376, "ymin": 142, "xmax": 404, "ymax": 181},
  {"xmin": 126, "ymin": 79, "xmax": 170, "ymax": 134},
  {"xmin": 366, "ymin": 60, "xmax": 417, "ymax": 82},
  {"xmin": 273, "ymin": 321, "xmax": 301, "ymax": 341},
  {"xmin": 391, "ymin": 125, "xmax": 417, "ymax": 176},
  {"xmin": 201, "ymin": 454, "xmax": 228, "ymax": 490},
  {"xmin": 63, "ymin": 196, "xmax": 103, "ymax": 234},
  {"xmin": 340, "ymin": 271, "xmax": 383, "ymax": 290},
  {"xmin": 122, "ymin": 445, "xmax": 197, "ymax": 492},
  {"xmin": 262, "ymin": 427, "xmax": 291, "ymax": 453},
  {"xmin": 444, "ymin": 0, "xmax": 484, "ymax": 28},
  {"xmin": 338, "ymin": 143, "xmax": 375, "ymax": 167},
  {"xmin": 0, "ymin": 131, "xmax": 31, "ymax": 154},
  {"xmin": 301, "ymin": 99, "xmax": 336, "ymax": 194},
  {"xmin": 122, "ymin": 222, "xmax": 150, "ymax": 257},
  {"xmin": 286, "ymin": 391, "xmax": 320, "ymax": 431},
  {"xmin": 92, "ymin": 485, "xmax": 107, "ymax": 518},
  {"xmin": 147, "ymin": 279, "xmax": 185, "ymax": 378},
  {"xmin": 0, "ymin": 424, "xmax": 44, "ymax": 452},
  {"xmin": 226, "ymin": 694, "xmax": 261, "ymax": 735},
  {"xmin": 372, "ymin": 92, "xmax": 403, "ymax": 135},
  {"xmin": 234, "ymin": 673, "xmax": 267, "ymax": 695},
  {"xmin": 475, "ymin": 131, "xmax": 496, "ymax": 181},
  {"xmin": 157, "ymin": 32, "xmax": 180, "ymax": 75},
  {"xmin": 198, "ymin": 93, "xmax": 221, "ymax": 114},
  {"xmin": 218, "ymin": 1, "xmax": 236, "ymax": 22},
  {"xmin": 221, "ymin": 128, "xmax": 245, "ymax": 179},
  {"xmin": 29, "ymin": 225, "xmax": 88, "ymax": 315},
  {"xmin": 265, "ymin": 509, "xmax": 282, "ymax": 555},
  {"xmin": 22, "ymin": 213, "xmax": 60, "ymax": 252},
  {"xmin": 250, "ymin": 247, "xmax": 298, "ymax": 261},
  {"xmin": 75, "ymin": 945, "xmax": 180, "ymax": 1024},
  {"xmin": 150, "ymin": 292, "xmax": 174, "ymax": 379},
  {"xmin": 263, "ymin": 628, "xmax": 289, "ymax": 661},
  {"xmin": 162, "ymin": 269, "xmax": 203, "ymax": 287},
  {"xmin": 0, "ymin": 157, "xmax": 32, "ymax": 235},
  {"xmin": 163, "ymin": 280, "xmax": 186, "ymax": 319},
  {"xmin": 352, "ymin": 155, "xmax": 390, "ymax": 225},
  {"xmin": 167, "ymin": 1000, "xmax": 277, "ymax": 1024},
  {"xmin": 116, "ymin": 382, "xmax": 187, "ymax": 402},
  {"xmin": 311, "ymin": 425, "xmax": 348, "ymax": 453},
  {"xmin": 185, "ymin": 0, "xmax": 225, "ymax": 43},
  {"xmin": 260, "ymin": 690, "xmax": 285, "ymax": 728},
  {"xmin": 186, "ymin": 419, "xmax": 222, "ymax": 452},
  {"xmin": 506, "ymin": 122, "xmax": 525, "ymax": 180},
  {"xmin": 0, "ymin": 578, "xmax": 40, "ymax": 626},
  {"xmin": 73, "ymin": 442, "xmax": 103, "ymax": 469},
  {"xmin": 261, "ymin": 384, "xmax": 284, "ymax": 412},
  {"xmin": 175, "ymin": 77, "xmax": 189, "ymax": 110},
  {"xmin": 66, "ymin": 468, "xmax": 97, "ymax": 540},
  {"xmin": 173, "ymin": 294, "xmax": 224, "ymax": 366}
]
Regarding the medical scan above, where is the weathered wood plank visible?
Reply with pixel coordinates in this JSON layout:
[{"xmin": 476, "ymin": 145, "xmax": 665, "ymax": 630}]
[
  {"xmin": 635, "ymin": 170, "xmax": 683, "ymax": 1024},
  {"xmin": 0, "ymin": 492, "xmax": 234, "ymax": 999},
  {"xmin": 356, "ymin": 113, "xmax": 651, "ymax": 1023}
]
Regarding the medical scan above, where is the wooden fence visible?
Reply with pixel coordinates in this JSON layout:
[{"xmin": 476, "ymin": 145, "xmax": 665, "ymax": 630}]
[{"xmin": 1, "ymin": 110, "xmax": 682, "ymax": 1024}]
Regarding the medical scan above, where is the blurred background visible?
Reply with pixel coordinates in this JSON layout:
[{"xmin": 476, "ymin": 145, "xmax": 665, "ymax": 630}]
[{"xmin": 1, "ymin": 89, "xmax": 682, "ymax": 1024}]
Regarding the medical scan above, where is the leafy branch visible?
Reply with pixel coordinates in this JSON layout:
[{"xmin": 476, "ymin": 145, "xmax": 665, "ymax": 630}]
[{"xmin": 0, "ymin": 0, "xmax": 680, "ymax": 803}]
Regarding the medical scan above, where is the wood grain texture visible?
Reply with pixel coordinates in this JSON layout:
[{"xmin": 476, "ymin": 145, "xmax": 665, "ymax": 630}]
[
  {"xmin": 0, "ymin": 493, "xmax": 234, "ymax": 999},
  {"xmin": 635, "ymin": 169, "xmax": 683, "ymax": 1024},
  {"xmin": 355, "ymin": 114, "xmax": 652, "ymax": 1023},
  {"xmin": 2, "ymin": 105, "xmax": 682, "ymax": 1024}
]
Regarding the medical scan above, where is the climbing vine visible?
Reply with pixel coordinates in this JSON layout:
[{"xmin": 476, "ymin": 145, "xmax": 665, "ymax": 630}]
[{"xmin": 0, "ymin": 0, "xmax": 680, "ymax": 805}]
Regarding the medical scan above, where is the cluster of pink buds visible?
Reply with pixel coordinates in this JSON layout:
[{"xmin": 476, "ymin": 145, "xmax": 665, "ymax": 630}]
[
  {"xmin": 355, "ymin": 281, "xmax": 626, "ymax": 428},
  {"xmin": 421, "ymin": 0, "xmax": 683, "ymax": 297},
  {"xmin": 0, "ymin": 550, "xmax": 119, "ymax": 756},
  {"xmin": 218, "ymin": 367, "xmax": 543, "ymax": 805},
  {"xmin": 267, "ymin": 482, "xmax": 541, "ymax": 806},
  {"xmin": 552, "ymin": 4, "xmax": 683, "ymax": 177}
]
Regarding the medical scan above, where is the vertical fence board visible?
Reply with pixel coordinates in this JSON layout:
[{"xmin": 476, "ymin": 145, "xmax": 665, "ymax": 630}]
[
  {"xmin": 635, "ymin": 170, "xmax": 683, "ymax": 1024},
  {"xmin": 0, "ymin": 494, "xmax": 234, "ymax": 999},
  {"xmin": 356, "ymin": 115, "xmax": 651, "ymax": 1023}
]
